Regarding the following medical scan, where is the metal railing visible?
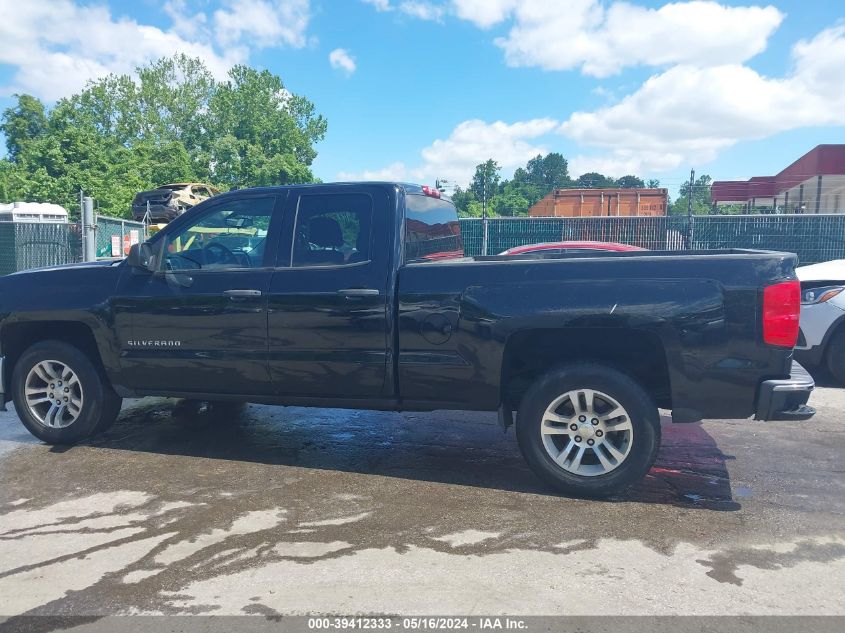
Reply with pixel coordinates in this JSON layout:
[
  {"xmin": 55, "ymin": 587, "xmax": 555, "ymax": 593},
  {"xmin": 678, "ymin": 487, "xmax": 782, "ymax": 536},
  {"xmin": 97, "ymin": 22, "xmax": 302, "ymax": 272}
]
[{"xmin": 459, "ymin": 215, "xmax": 845, "ymax": 265}]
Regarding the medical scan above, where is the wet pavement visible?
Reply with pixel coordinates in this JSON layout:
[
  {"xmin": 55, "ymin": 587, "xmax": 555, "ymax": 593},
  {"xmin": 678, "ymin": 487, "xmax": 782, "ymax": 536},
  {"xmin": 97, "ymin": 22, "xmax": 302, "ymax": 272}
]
[{"xmin": 0, "ymin": 378, "xmax": 843, "ymax": 617}]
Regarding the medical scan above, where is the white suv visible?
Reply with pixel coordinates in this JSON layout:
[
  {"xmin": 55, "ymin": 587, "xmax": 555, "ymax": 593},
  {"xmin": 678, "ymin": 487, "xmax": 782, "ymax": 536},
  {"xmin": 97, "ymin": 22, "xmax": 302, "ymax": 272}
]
[{"xmin": 795, "ymin": 260, "xmax": 845, "ymax": 384}]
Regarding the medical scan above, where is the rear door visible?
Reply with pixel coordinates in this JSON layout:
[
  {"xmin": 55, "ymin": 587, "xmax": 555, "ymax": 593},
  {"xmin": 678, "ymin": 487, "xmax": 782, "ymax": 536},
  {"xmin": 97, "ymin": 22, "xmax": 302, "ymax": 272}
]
[{"xmin": 267, "ymin": 185, "xmax": 393, "ymax": 398}]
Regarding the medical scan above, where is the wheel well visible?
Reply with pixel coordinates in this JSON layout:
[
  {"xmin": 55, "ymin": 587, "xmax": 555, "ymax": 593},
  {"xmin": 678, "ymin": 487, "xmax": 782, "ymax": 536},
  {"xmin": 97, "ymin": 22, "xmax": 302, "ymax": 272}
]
[
  {"xmin": 1, "ymin": 321, "xmax": 105, "ymax": 395},
  {"xmin": 500, "ymin": 328, "xmax": 671, "ymax": 410}
]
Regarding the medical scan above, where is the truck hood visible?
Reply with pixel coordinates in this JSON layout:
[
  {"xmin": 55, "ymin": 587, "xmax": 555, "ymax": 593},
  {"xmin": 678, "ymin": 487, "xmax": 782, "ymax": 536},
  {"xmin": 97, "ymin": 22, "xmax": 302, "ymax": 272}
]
[
  {"xmin": 8, "ymin": 259, "xmax": 121, "ymax": 276},
  {"xmin": 796, "ymin": 259, "xmax": 845, "ymax": 283}
]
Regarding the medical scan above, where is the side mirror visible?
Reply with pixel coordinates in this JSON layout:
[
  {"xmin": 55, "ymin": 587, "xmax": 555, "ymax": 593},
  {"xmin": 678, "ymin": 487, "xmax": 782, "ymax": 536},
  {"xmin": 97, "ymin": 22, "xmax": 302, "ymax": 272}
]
[{"xmin": 127, "ymin": 242, "xmax": 156, "ymax": 272}]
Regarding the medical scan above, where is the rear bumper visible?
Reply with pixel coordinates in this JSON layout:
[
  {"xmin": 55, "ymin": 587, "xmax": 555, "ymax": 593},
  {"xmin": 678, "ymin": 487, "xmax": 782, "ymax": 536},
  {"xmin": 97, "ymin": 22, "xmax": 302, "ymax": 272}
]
[
  {"xmin": 131, "ymin": 204, "xmax": 179, "ymax": 222},
  {"xmin": 755, "ymin": 361, "xmax": 815, "ymax": 421}
]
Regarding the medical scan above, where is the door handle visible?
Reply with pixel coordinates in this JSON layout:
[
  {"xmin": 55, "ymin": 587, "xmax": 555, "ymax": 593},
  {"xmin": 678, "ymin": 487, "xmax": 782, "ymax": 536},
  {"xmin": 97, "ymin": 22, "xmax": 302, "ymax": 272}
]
[
  {"xmin": 225, "ymin": 289, "xmax": 262, "ymax": 298},
  {"xmin": 338, "ymin": 288, "xmax": 379, "ymax": 297}
]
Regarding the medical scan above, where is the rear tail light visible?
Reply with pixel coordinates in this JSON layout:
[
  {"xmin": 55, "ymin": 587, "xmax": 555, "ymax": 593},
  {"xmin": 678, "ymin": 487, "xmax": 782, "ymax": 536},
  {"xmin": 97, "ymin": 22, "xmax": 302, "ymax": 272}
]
[{"xmin": 763, "ymin": 281, "xmax": 800, "ymax": 347}]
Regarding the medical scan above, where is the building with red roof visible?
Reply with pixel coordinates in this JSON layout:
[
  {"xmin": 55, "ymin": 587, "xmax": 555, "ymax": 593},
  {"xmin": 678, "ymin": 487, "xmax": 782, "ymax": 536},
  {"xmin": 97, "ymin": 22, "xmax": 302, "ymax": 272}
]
[{"xmin": 711, "ymin": 145, "xmax": 845, "ymax": 214}]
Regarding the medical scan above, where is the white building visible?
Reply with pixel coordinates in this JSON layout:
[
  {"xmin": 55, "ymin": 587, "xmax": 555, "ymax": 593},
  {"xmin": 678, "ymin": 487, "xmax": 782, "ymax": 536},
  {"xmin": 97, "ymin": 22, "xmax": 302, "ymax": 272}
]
[{"xmin": 0, "ymin": 201, "xmax": 69, "ymax": 223}]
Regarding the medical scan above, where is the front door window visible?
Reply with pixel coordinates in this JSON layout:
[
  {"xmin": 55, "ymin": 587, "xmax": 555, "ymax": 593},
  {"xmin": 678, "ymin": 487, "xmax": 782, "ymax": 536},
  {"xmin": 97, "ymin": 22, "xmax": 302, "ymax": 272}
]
[{"xmin": 165, "ymin": 197, "xmax": 276, "ymax": 271}]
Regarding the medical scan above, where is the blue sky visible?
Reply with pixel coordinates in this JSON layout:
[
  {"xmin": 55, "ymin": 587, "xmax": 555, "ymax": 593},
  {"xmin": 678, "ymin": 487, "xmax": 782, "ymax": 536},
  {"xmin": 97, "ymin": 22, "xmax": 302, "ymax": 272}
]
[{"xmin": 1, "ymin": 0, "xmax": 843, "ymax": 196}]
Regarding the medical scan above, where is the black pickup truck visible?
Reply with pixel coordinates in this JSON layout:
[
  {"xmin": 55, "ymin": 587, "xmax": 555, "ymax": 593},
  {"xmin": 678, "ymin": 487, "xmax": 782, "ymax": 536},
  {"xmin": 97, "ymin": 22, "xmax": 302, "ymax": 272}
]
[{"xmin": 0, "ymin": 183, "xmax": 815, "ymax": 496}]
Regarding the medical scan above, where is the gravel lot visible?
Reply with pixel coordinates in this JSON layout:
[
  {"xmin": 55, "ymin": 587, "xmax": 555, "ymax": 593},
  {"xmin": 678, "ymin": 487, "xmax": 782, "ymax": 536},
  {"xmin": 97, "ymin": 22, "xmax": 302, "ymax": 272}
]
[{"xmin": 0, "ymin": 373, "xmax": 843, "ymax": 618}]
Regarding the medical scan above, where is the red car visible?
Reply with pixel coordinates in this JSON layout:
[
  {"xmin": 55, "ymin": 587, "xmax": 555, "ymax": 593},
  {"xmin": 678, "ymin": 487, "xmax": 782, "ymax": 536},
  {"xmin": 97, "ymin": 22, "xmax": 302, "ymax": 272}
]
[{"xmin": 499, "ymin": 241, "xmax": 646, "ymax": 256}]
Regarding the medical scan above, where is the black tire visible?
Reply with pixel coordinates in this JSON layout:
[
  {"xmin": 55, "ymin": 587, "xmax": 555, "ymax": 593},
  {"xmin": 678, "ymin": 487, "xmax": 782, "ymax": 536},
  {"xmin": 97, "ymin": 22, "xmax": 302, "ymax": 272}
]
[
  {"xmin": 826, "ymin": 328, "xmax": 845, "ymax": 385},
  {"xmin": 516, "ymin": 363, "xmax": 661, "ymax": 497},
  {"xmin": 11, "ymin": 340, "xmax": 122, "ymax": 445},
  {"xmin": 94, "ymin": 392, "xmax": 124, "ymax": 434}
]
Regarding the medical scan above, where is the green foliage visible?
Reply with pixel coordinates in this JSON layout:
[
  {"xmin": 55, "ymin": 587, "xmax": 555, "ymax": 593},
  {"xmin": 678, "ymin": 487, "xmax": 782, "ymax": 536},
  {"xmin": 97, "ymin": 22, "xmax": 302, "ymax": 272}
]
[
  {"xmin": 2, "ymin": 94, "xmax": 48, "ymax": 160},
  {"xmin": 454, "ymin": 153, "xmax": 573, "ymax": 217},
  {"xmin": 669, "ymin": 174, "xmax": 713, "ymax": 215},
  {"xmin": 0, "ymin": 54, "xmax": 326, "ymax": 218},
  {"xmin": 469, "ymin": 159, "xmax": 501, "ymax": 201},
  {"xmin": 575, "ymin": 172, "xmax": 617, "ymax": 188},
  {"xmin": 616, "ymin": 175, "xmax": 645, "ymax": 189},
  {"xmin": 525, "ymin": 153, "xmax": 571, "ymax": 190},
  {"xmin": 492, "ymin": 187, "xmax": 529, "ymax": 217}
]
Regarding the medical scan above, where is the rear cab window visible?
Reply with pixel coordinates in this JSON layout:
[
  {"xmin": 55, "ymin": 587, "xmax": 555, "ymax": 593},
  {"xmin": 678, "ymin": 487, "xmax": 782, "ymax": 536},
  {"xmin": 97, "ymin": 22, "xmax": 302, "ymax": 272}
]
[{"xmin": 404, "ymin": 194, "xmax": 464, "ymax": 264}]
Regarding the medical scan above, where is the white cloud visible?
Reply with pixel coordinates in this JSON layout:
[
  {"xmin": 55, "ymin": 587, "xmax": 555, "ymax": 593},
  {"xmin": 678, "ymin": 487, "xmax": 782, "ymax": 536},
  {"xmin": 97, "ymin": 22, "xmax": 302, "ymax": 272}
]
[
  {"xmin": 361, "ymin": 0, "xmax": 445, "ymax": 21},
  {"xmin": 0, "ymin": 0, "xmax": 310, "ymax": 101},
  {"xmin": 329, "ymin": 48, "xmax": 357, "ymax": 74},
  {"xmin": 451, "ymin": 0, "xmax": 516, "ymax": 28},
  {"xmin": 338, "ymin": 161, "xmax": 417, "ymax": 182},
  {"xmin": 398, "ymin": 2, "xmax": 445, "ymax": 22},
  {"xmin": 164, "ymin": 0, "xmax": 208, "ymax": 40},
  {"xmin": 213, "ymin": 0, "xmax": 310, "ymax": 48},
  {"xmin": 444, "ymin": 1, "xmax": 784, "ymax": 76},
  {"xmin": 560, "ymin": 25, "xmax": 845, "ymax": 176},
  {"xmin": 361, "ymin": 0, "xmax": 392, "ymax": 11},
  {"xmin": 338, "ymin": 118, "xmax": 558, "ymax": 186}
]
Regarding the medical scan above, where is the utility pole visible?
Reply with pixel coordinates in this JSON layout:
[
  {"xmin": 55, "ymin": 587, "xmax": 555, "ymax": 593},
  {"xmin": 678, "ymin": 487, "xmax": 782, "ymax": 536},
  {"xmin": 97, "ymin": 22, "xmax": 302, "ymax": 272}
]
[
  {"xmin": 82, "ymin": 197, "xmax": 96, "ymax": 262},
  {"xmin": 481, "ymin": 165, "xmax": 489, "ymax": 256},
  {"xmin": 79, "ymin": 189, "xmax": 86, "ymax": 261},
  {"xmin": 685, "ymin": 168, "xmax": 695, "ymax": 250}
]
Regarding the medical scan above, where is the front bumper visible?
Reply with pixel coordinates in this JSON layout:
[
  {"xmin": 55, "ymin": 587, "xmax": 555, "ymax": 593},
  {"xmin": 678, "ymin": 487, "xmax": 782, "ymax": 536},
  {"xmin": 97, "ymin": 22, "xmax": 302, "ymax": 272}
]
[{"xmin": 755, "ymin": 361, "xmax": 815, "ymax": 421}]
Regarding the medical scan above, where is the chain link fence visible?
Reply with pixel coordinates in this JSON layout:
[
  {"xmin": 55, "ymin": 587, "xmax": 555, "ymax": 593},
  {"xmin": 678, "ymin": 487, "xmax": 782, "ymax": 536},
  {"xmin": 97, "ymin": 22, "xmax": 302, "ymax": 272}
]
[
  {"xmin": 459, "ymin": 216, "xmax": 689, "ymax": 254},
  {"xmin": 460, "ymin": 215, "xmax": 845, "ymax": 265},
  {"xmin": 0, "ymin": 216, "xmax": 147, "ymax": 275},
  {"xmin": 0, "ymin": 222, "xmax": 82, "ymax": 275},
  {"xmin": 688, "ymin": 215, "xmax": 845, "ymax": 264},
  {"xmin": 95, "ymin": 216, "xmax": 147, "ymax": 259},
  {"xmin": 2, "ymin": 214, "xmax": 844, "ymax": 275}
]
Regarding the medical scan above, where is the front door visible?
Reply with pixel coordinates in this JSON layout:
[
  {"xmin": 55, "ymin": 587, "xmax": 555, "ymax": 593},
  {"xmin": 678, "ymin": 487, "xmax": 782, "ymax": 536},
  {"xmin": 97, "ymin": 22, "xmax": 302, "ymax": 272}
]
[
  {"xmin": 114, "ymin": 193, "xmax": 281, "ymax": 396},
  {"xmin": 267, "ymin": 186, "xmax": 392, "ymax": 398}
]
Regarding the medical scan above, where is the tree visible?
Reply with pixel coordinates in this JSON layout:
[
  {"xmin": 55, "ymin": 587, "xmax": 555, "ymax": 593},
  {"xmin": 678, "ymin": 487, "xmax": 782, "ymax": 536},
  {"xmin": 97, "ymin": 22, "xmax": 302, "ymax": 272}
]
[
  {"xmin": 575, "ymin": 172, "xmax": 616, "ymax": 188},
  {"xmin": 0, "ymin": 55, "xmax": 327, "ymax": 218},
  {"xmin": 669, "ymin": 174, "xmax": 713, "ymax": 215},
  {"xmin": 525, "ymin": 152, "xmax": 571, "ymax": 190},
  {"xmin": 1, "ymin": 94, "xmax": 48, "ymax": 160},
  {"xmin": 207, "ymin": 64, "xmax": 326, "ymax": 189},
  {"xmin": 451, "ymin": 185, "xmax": 475, "ymax": 216},
  {"xmin": 646, "ymin": 179, "xmax": 661, "ymax": 188},
  {"xmin": 470, "ymin": 159, "xmax": 501, "ymax": 205},
  {"xmin": 492, "ymin": 186, "xmax": 529, "ymax": 217},
  {"xmin": 616, "ymin": 175, "xmax": 645, "ymax": 189},
  {"xmin": 452, "ymin": 153, "xmax": 654, "ymax": 218}
]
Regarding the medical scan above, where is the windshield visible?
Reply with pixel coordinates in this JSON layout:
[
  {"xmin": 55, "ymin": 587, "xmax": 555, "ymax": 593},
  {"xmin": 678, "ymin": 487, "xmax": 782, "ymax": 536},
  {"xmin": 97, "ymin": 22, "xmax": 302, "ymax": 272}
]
[{"xmin": 404, "ymin": 194, "xmax": 464, "ymax": 263}]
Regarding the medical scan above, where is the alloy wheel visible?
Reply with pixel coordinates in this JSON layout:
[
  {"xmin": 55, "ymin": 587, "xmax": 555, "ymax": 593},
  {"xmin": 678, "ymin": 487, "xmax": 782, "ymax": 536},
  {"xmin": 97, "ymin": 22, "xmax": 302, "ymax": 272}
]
[
  {"xmin": 540, "ymin": 388, "xmax": 634, "ymax": 476},
  {"xmin": 24, "ymin": 360, "xmax": 84, "ymax": 429}
]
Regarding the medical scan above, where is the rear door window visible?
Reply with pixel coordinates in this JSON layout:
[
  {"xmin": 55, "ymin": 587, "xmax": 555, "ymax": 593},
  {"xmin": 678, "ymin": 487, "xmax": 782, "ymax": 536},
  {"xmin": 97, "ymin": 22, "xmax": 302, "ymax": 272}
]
[
  {"xmin": 404, "ymin": 194, "xmax": 463, "ymax": 263},
  {"xmin": 291, "ymin": 193, "xmax": 374, "ymax": 267}
]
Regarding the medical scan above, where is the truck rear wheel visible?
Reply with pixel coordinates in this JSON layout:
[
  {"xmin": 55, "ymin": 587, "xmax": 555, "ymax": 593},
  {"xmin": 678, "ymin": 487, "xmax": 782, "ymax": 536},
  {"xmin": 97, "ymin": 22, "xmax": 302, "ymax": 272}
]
[
  {"xmin": 516, "ymin": 363, "xmax": 660, "ymax": 497},
  {"xmin": 11, "ymin": 340, "xmax": 122, "ymax": 445}
]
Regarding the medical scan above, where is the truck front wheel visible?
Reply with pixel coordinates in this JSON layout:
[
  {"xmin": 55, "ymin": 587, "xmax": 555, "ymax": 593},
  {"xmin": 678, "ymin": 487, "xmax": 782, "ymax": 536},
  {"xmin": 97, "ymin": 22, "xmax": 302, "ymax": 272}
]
[
  {"xmin": 11, "ymin": 340, "xmax": 122, "ymax": 445},
  {"xmin": 826, "ymin": 328, "xmax": 845, "ymax": 385},
  {"xmin": 516, "ymin": 363, "xmax": 660, "ymax": 497}
]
